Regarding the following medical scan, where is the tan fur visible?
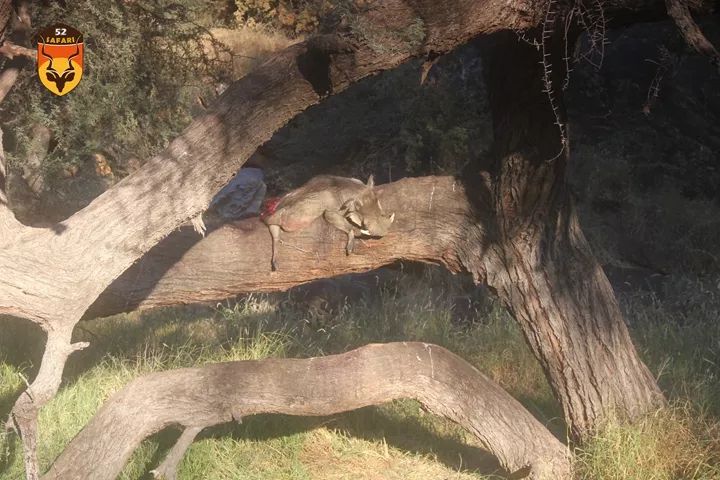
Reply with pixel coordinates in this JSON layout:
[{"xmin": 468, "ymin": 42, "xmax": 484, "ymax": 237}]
[{"xmin": 263, "ymin": 175, "xmax": 395, "ymax": 270}]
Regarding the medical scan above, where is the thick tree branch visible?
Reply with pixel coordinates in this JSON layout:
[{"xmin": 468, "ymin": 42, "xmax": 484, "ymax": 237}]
[
  {"xmin": 471, "ymin": 29, "xmax": 664, "ymax": 440},
  {"xmin": 86, "ymin": 177, "xmax": 471, "ymax": 318},
  {"xmin": 665, "ymin": 0, "xmax": 720, "ymax": 68},
  {"xmin": 5, "ymin": 326, "xmax": 87, "ymax": 480},
  {"xmin": 43, "ymin": 343, "xmax": 572, "ymax": 480}
]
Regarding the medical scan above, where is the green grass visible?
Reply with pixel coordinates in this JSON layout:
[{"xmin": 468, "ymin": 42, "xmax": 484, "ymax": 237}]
[{"xmin": 1, "ymin": 269, "xmax": 719, "ymax": 479}]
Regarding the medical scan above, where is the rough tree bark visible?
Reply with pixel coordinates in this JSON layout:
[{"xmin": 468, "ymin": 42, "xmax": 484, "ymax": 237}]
[
  {"xmin": 458, "ymin": 30, "xmax": 665, "ymax": 439},
  {"xmin": 43, "ymin": 343, "xmax": 571, "ymax": 480}
]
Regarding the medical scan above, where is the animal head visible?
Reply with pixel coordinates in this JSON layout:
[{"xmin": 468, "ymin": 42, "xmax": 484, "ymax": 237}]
[
  {"xmin": 344, "ymin": 175, "xmax": 395, "ymax": 237},
  {"xmin": 42, "ymin": 44, "xmax": 79, "ymax": 93}
]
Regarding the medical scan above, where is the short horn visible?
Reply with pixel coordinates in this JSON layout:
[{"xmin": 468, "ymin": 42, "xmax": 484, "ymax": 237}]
[
  {"xmin": 389, "ymin": 212, "xmax": 395, "ymax": 223},
  {"xmin": 366, "ymin": 175, "xmax": 374, "ymax": 188}
]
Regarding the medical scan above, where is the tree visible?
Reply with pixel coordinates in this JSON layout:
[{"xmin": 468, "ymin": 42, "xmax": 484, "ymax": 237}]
[{"xmin": 1, "ymin": 0, "xmax": 717, "ymax": 478}]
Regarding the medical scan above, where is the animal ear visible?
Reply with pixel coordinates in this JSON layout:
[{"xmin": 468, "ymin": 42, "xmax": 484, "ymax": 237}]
[
  {"xmin": 346, "ymin": 211, "xmax": 363, "ymax": 228},
  {"xmin": 389, "ymin": 212, "xmax": 395, "ymax": 223},
  {"xmin": 366, "ymin": 175, "xmax": 374, "ymax": 188}
]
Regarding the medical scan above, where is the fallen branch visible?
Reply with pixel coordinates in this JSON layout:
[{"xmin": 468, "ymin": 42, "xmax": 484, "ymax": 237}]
[{"xmin": 43, "ymin": 343, "xmax": 572, "ymax": 480}]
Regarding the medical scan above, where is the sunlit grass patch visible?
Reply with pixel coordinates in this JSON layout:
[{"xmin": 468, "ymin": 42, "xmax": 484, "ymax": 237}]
[{"xmin": 575, "ymin": 405, "xmax": 720, "ymax": 480}]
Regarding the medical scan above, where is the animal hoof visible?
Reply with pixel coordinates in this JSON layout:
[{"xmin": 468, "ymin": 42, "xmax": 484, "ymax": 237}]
[{"xmin": 271, "ymin": 260, "xmax": 278, "ymax": 271}]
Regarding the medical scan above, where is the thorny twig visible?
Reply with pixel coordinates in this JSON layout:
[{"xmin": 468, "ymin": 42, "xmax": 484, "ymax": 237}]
[{"xmin": 643, "ymin": 47, "xmax": 675, "ymax": 115}]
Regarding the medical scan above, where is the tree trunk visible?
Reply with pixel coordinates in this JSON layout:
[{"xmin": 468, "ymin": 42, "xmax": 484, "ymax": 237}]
[
  {"xmin": 44, "ymin": 343, "xmax": 571, "ymax": 480},
  {"xmin": 462, "ymin": 31, "xmax": 664, "ymax": 439}
]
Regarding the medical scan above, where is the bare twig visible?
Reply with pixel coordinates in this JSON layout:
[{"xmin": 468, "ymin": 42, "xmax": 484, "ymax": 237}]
[
  {"xmin": 540, "ymin": 0, "xmax": 568, "ymax": 161},
  {"xmin": 642, "ymin": 47, "xmax": 674, "ymax": 115},
  {"xmin": 578, "ymin": 0, "xmax": 607, "ymax": 69}
]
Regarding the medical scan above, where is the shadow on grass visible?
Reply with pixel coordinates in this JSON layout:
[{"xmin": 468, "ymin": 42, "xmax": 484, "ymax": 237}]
[{"xmin": 191, "ymin": 407, "xmax": 505, "ymax": 478}]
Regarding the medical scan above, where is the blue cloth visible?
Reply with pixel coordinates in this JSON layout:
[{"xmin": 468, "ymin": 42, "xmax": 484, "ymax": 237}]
[{"xmin": 209, "ymin": 167, "xmax": 266, "ymax": 220}]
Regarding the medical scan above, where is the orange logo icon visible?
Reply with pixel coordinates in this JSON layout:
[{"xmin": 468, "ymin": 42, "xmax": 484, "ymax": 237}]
[{"xmin": 37, "ymin": 23, "xmax": 84, "ymax": 96}]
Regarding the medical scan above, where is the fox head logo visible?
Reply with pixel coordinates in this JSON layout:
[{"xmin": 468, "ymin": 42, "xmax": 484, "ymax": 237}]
[{"xmin": 37, "ymin": 24, "xmax": 84, "ymax": 96}]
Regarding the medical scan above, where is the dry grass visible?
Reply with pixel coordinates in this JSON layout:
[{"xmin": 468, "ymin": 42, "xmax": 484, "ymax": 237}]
[
  {"xmin": 299, "ymin": 429, "xmax": 483, "ymax": 480},
  {"xmin": 575, "ymin": 405, "xmax": 720, "ymax": 479}
]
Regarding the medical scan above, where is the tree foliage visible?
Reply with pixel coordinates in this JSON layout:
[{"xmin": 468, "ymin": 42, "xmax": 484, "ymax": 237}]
[{"xmin": 1, "ymin": 0, "xmax": 233, "ymax": 219}]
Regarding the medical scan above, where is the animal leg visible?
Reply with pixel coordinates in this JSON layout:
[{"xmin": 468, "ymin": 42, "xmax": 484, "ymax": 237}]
[
  {"xmin": 268, "ymin": 224, "xmax": 281, "ymax": 271},
  {"xmin": 323, "ymin": 210, "xmax": 354, "ymax": 255},
  {"xmin": 346, "ymin": 230, "xmax": 355, "ymax": 255},
  {"xmin": 323, "ymin": 209, "xmax": 349, "ymax": 231}
]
